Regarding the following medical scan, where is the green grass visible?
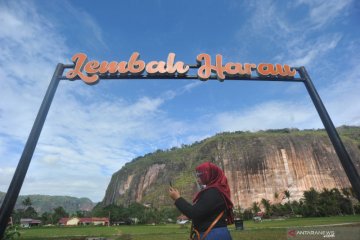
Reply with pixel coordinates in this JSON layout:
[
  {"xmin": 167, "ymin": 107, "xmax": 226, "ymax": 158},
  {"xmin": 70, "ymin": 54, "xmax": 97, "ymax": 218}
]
[{"xmin": 16, "ymin": 215, "xmax": 360, "ymax": 240}]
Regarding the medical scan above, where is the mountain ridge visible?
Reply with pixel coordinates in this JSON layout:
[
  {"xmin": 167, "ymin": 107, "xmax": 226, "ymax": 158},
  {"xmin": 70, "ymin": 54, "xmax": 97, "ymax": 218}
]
[
  {"xmin": 102, "ymin": 126, "xmax": 360, "ymax": 209},
  {"xmin": 0, "ymin": 192, "xmax": 95, "ymax": 214}
]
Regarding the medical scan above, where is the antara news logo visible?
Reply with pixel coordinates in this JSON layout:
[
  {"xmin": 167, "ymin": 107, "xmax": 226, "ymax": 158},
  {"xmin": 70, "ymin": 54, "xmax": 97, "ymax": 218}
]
[{"xmin": 288, "ymin": 229, "xmax": 335, "ymax": 239}]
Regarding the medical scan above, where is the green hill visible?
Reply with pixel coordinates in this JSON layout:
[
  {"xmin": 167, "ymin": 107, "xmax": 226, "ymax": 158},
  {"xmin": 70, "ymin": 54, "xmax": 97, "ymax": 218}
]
[{"xmin": 0, "ymin": 192, "xmax": 95, "ymax": 214}]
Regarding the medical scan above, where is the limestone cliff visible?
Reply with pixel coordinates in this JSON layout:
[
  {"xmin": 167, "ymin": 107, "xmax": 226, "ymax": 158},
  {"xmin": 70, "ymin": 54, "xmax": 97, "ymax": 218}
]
[{"xmin": 102, "ymin": 127, "xmax": 360, "ymax": 209}]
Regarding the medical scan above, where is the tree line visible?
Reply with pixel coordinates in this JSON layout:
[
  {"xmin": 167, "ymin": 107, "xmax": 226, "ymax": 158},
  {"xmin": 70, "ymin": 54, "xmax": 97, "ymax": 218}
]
[
  {"xmin": 10, "ymin": 187, "xmax": 359, "ymax": 226},
  {"xmin": 238, "ymin": 187, "xmax": 360, "ymax": 220},
  {"xmin": 10, "ymin": 197, "xmax": 180, "ymax": 226},
  {"xmin": 11, "ymin": 197, "xmax": 76, "ymax": 225},
  {"xmin": 91, "ymin": 202, "xmax": 180, "ymax": 225},
  {"xmin": 91, "ymin": 187, "xmax": 360, "ymax": 224}
]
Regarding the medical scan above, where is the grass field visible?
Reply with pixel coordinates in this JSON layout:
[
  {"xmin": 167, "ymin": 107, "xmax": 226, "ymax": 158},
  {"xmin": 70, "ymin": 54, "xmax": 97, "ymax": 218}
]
[{"xmin": 16, "ymin": 215, "xmax": 360, "ymax": 240}]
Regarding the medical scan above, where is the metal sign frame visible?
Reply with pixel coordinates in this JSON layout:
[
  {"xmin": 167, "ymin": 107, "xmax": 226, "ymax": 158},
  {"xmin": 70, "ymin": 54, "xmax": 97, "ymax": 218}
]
[{"xmin": 1, "ymin": 54, "xmax": 359, "ymax": 237}]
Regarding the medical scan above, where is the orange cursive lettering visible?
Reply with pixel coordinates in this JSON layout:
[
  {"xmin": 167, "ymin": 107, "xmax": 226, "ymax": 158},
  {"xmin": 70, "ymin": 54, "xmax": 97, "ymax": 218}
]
[
  {"xmin": 257, "ymin": 63, "xmax": 296, "ymax": 78},
  {"xmin": 146, "ymin": 61, "xmax": 166, "ymax": 75},
  {"xmin": 197, "ymin": 53, "xmax": 257, "ymax": 80},
  {"xmin": 66, "ymin": 53, "xmax": 99, "ymax": 84},
  {"xmin": 127, "ymin": 52, "xmax": 145, "ymax": 74},
  {"xmin": 67, "ymin": 52, "xmax": 296, "ymax": 83}
]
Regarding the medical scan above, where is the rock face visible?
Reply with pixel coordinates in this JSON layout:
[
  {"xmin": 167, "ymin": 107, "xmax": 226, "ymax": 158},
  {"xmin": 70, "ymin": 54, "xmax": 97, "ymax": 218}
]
[
  {"xmin": 102, "ymin": 128, "xmax": 360, "ymax": 209},
  {"xmin": 221, "ymin": 134, "xmax": 359, "ymax": 208}
]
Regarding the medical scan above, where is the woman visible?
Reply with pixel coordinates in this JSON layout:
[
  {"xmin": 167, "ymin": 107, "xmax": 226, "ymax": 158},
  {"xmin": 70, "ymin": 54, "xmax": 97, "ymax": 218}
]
[{"xmin": 169, "ymin": 162, "xmax": 234, "ymax": 240}]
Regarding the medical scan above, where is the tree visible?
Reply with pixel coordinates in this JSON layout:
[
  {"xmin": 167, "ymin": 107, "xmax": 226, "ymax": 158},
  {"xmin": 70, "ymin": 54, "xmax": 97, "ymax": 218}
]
[
  {"xmin": 341, "ymin": 188, "xmax": 355, "ymax": 215},
  {"xmin": 284, "ymin": 190, "xmax": 290, "ymax": 200},
  {"xmin": 302, "ymin": 188, "xmax": 320, "ymax": 217},
  {"xmin": 329, "ymin": 188, "xmax": 352, "ymax": 215},
  {"xmin": 242, "ymin": 209, "xmax": 253, "ymax": 220},
  {"xmin": 159, "ymin": 207, "xmax": 180, "ymax": 223},
  {"xmin": 91, "ymin": 203, "xmax": 108, "ymax": 218},
  {"xmin": 142, "ymin": 208, "xmax": 160, "ymax": 224},
  {"xmin": 271, "ymin": 203, "xmax": 286, "ymax": 217},
  {"xmin": 22, "ymin": 197, "xmax": 32, "ymax": 208},
  {"xmin": 289, "ymin": 200, "xmax": 302, "ymax": 216},
  {"xmin": 103, "ymin": 204, "xmax": 125, "ymax": 223},
  {"xmin": 19, "ymin": 196, "xmax": 38, "ymax": 219},
  {"xmin": 52, "ymin": 206, "xmax": 68, "ymax": 224},
  {"xmin": 317, "ymin": 188, "xmax": 334, "ymax": 216},
  {"xmin": 274, "ymin": 192, "xmax": 279, "ymax": 201},
  {"xmin": 251, "ymin": 202, "xmax": 260, "ymax": 215},
  {"xmin": 23, "ymin": 207, "xmax": 38, "ymax": 219},
  {"xmin": 75, "ymin": 210, "xmax": 85, "ymax": 218},
  {"xmin": 284, "ymin": 190, "xmax": 294, "ymax": 215},
  {"xmin": 126, "ymin": 202, "xmax": 146, "ymax": 220},
  {"xmin": 3, "ymin": 225, "xmax": 20, "ymax": 240},
  {"xmin": 11, "ymin": 209, "xmax": 24, "ymax": 224},
  {"xmin": 41, "ymin": 212, "xmax": 53, "ymax": 225},
  {"xmin": 260, "ymin": 198, "xmax": 271, "ymax": 216}
]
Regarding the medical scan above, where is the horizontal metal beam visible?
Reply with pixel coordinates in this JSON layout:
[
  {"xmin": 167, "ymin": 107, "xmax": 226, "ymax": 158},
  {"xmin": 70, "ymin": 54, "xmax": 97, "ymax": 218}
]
[{"xmin": 60, "ymin": 75, "xmax": 304, "ymax": 82}]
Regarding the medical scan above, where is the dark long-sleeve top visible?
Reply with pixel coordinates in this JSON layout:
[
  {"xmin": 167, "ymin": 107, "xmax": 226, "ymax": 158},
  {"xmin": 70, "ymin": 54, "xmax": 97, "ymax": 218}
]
[{"xmin": 174, "ymin": 187, "xmax": 227, "ymax": 232}]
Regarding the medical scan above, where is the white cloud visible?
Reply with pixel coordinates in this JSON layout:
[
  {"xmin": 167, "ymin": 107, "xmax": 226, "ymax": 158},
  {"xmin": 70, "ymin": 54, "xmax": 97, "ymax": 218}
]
[
  {"xmin": 286, "ymin": 34, "xmax": 342, "ymax": 67},
  {"xmin": 210, "ymin": 53, "xmax": 360, "ymax": 133},
  {"xmin": 60, "ymin": 1, "xmax": 108, "ymax": 51},
  {"xmin": 0, "ymin": 168, "xmax": 16, "ymax": 191},
  {"xmin": 0, "ymin": 0, "xmax": 202, "ymax": 200},
  {"xmin": 0, "ymin": 1, "xmax": 166, "ymax": 201},
  {"xmin": 296, "ymin": 0, "xmax": 352, "ymax": 28},
  {"xmin": 211, "ymin": 75, "xmax": 359, "ymax": 134},
  {"xmin": 0, "ymin": 1, "xmax": 67, "ymax": 141},
  {"xmin": 238, "ymin": 0, "xmax": 292, "ymax": 43},
  {"xmin": 213, "ymin": 100, "xmax": 319, "ymax": 132},
  {"xmin": 162, "ymin": 81, "xmax": 203, "ymax": 101},
  {"xmin": 320, "ymin": 64, "xmax": 360, "ymax": 126},
  {"xmin": 236, "ymin": 1, "xmax": 350, "ymax": 69}
]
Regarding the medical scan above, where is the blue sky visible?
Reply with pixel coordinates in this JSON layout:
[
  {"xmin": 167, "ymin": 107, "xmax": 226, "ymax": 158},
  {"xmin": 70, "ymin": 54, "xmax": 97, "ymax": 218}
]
[{"xmin": 0, "ymin": 0, "xmax": 359, "ymax": 202}]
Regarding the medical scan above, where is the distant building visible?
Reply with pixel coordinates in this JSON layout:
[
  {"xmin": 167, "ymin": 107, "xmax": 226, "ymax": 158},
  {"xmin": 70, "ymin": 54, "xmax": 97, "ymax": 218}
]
[
  {"xmin": 20, "ymin": 218, "xmax": 41, "ymax": 228},
  {"xmin": 176, "ymin": 215, "xmax": 190, "ymax": 224},
  {"xmin": 67, "ymin": 217, "xmax": 80, "ymax": 226},
  {"xmin": 58, "ymin": 217, "xmax": 109, "ymax": 226},
  {"xmin": 80, "ymin": 217, "xmax": 109, "ymax": 226},
  {"xmin": 143, "ymin": 203, "xmax": 152, "ymax": 208},
  {"xmin": 58, "ymin": 218, "xmax": 68, "ymax": 226}
]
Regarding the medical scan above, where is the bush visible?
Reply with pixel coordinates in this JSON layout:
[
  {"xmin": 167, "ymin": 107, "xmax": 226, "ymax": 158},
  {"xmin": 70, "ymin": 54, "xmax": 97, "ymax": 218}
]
[
  {"xmin": 2, "ymin": 225, "xmax": 20, "ymax": 240},
  {"xmin": 354, "ymin": 204, "xmax": 360, "ymax": 214}
]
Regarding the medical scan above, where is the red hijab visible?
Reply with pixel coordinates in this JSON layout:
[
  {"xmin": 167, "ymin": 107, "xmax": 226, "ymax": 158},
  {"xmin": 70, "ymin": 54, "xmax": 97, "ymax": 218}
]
[{"xmin": 193, "ymin": 162, "xmax": 234, "ymax": 224}]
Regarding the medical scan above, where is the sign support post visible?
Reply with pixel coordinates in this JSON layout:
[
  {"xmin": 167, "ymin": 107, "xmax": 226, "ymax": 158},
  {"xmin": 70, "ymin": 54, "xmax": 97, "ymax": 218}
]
[
  {"xmin": 299, "ymin": 66, "xmax": 360, "ymax": 200},
  {"xmin": 0, "ymin": 63, "xmax": 65, "ymax": 237}
]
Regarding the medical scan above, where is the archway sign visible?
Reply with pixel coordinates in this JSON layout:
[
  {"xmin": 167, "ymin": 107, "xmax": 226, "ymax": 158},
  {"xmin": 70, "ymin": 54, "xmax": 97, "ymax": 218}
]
[{"xmin": 1, "ymin": 52, "xmax": 359, "ymax": 236}]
